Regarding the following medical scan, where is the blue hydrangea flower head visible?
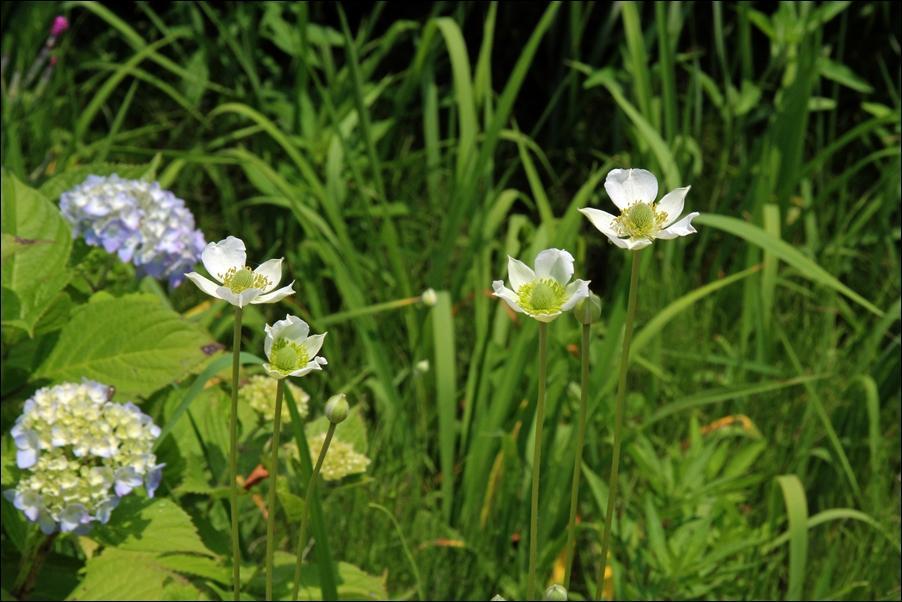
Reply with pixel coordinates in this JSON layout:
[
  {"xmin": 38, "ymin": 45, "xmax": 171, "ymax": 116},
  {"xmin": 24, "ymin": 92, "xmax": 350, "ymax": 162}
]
[
  {"xmin": 60, "ymin": 174, "xmax": 206, "ymax": 286},
  {"xmin": 5, "ymin": 379, "xmax": 164, "ymax": 534}
]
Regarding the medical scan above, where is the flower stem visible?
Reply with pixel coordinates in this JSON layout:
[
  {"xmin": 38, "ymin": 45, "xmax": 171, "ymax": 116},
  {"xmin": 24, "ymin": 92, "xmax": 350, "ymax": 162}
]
[
  {"xmin": 564, "ymin": 316, "xmax": 591, "ymax": 589},
  {"xmin": 265, "ymin": 379, "xmax": 285, "ymax": 601},
  {"xmin": 595, "ymin": 251, "xmax": 641, "ymax": 601},
  {"xmin": 230, "ymin": 306, "xmax": 244, "ymax": 602},
  {"xmin": 291, "ymin": 422, "xmax": 336, "ymax": 601},
  {"xmin": 527, "ymin": 322, "xmax": 549, "ymax": 601},
  {"xmin": 11, "ymin": 532, "xmax": 57, "ymax": 601}
]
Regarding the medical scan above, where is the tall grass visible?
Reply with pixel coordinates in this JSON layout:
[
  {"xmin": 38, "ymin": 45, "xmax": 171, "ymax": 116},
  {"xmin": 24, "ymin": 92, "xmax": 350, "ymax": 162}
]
[{"xmin": 1, "ymin": 1, "xmax": 899, "ymax": 599}]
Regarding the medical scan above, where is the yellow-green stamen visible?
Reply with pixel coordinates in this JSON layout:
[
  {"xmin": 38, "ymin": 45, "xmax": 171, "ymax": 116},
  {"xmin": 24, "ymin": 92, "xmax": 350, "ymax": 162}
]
[
  {"xmin": 614, "ymin": 202, "xmax": 667, "ymax": 240},
  {"xmin": 516, "ymin": 278, "xmax": 567, "ymax": 315},
  {"xmin": 271, "ymin": 338, "xmax": 309, "ymax": 373},
  {"xmin": 221, "ymin": 266, "xmax": 270, "ymax": 293}
]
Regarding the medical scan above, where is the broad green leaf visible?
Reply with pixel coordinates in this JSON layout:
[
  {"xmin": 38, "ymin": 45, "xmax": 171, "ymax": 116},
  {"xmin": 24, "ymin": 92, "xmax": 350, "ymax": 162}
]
[
  {"xmin": 91, "ymin": 497, "xmax": 216, "ymax": 557},
  {"xmin": 36, "ymin": 293, "xmax": 215, "ymax": 398},
  {"xmin": 1, "ymin": 169, "xmax": 72, "ymax": 335},
  {"xmin": 250, "ymin": 552, "xmax": 387, "ymax": 601},
  {"xmin": 68, "ymin": 548, "xmax": 203, "ymax": 601}
]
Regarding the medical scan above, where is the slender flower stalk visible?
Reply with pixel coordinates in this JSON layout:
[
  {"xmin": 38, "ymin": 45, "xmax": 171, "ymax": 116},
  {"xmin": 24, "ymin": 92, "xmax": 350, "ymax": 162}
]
[
  {"xmin": 265, "ymin": 379, "xmax": 285, "ymax": 601},
  {"xmin": 564, "ymin": 294, "xmax": 600, "ymax": 588},
  {"xmin": 12, "ymin": 532, "xmax": 58, "ymax": 601},
  {"xmin": 229, "ymin": 307, "xmax": 243, "ymax": 601},
  {"xmin": 291, "ymin": 394, "xmax": 347, "ymax": 600},
  {"xmin": 596, "ymin": 252, "xmax": 641, "ymax": 601},
  {"xmin": 527, "ymin": 322, "xmax": 549, "ymax": 600}
]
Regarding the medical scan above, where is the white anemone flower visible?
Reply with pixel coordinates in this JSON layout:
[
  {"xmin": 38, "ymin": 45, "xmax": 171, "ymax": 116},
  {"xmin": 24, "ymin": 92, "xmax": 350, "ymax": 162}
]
[
  {"xmin": 185, "ymin": 236, "xmax": 295, "ymax": 307},
  {"xmin": 579, "ymin": 168, "xmax": 699, "ymax": 250},
  {"xmin": 492, "ymin": 248, "xmax": 590, "ymax": 323},
  {"xmin": 262, "ymin": 315, "xmax": 328, "ymax": 379}
]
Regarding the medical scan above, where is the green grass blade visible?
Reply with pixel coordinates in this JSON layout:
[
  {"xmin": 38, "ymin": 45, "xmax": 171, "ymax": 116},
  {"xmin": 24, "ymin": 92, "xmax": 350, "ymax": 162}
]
[{"xmin": 775, "ymin": 474, "xmax": 808, "ymax": 602}]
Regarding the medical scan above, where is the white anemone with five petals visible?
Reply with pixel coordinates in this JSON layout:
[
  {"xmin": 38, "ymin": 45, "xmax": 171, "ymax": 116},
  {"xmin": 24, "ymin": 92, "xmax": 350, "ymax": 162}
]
[
  {"xmin": 492, "ymin": 248, "xmax": 590, "ymax": 323},
  {"xmin": 185, "ymin": 236, "xmax": 295, "ymax": 307},
  {"xmin": 262, "ymin": 315, "xmax": 328, "ymax": 379},
  {"xmin": 579, "ymin": 168, "xmax": 699, "ymax": 250}
]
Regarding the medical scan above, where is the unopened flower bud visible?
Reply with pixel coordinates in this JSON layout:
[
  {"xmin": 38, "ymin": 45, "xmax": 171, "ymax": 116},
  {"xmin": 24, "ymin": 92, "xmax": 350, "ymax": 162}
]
[
  {"xmin": 544, "ymin": 584, "xmax": 568, "ymax": 601},
  {"xmin": 490, "ymin": 596, "xmax": 507, "ymax": 601},
  {"xmin": 572, "ymin": 292, "xmax": 602, "ymax": 325},
  {"xmin": 324, "ymin": 393, "xmax": 349, "ymax": 424},
  {"xmin": 415, "ymin": 359, "xmax": 430, "ymax": 373},
  {"xmin": 421, "ymin": 288, "xmax": 438, "ymax": 307}
]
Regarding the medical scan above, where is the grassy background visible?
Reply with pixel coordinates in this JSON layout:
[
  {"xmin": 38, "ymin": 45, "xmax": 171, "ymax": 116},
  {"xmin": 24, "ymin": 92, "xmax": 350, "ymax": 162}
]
[{"xmin": 2, "ymin": 1, "xmax": 900, "ymax": 600}]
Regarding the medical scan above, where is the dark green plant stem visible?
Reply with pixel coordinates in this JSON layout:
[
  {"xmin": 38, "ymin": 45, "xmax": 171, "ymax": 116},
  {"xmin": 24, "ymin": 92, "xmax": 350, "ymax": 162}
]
[
  {"xmin": 527, "ymin": 321, "xmax": 549, "ymax": 600},
  {"xmin": 266, "ymin": 379, "xmax": 285, "ymax": 601},
  {"xmin": 564, "ymin": 316, "xmax": 592, "ymax": 589},
  {"xmin": 12, "ymin": 532, "xmax": 57, "ymax": 601},
  {"xmin": 292, "ymin": 422, "xmax": 337, "ymax": 601},
  {"xmin": 596, "ymin": 251, "xmax": 641, "ymax": 601},
  {"xmin": 230, "ymin": 306, "xmax": 243, "ymax": 601}
]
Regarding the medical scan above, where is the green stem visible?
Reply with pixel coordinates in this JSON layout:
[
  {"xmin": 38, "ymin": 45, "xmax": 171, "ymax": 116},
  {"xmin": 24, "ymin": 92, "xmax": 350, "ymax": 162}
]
[
  {"xmin": 564, "ymin": 317, "xmax": 591, "ymax": 589},
  {"xmin": 596, "ymin": 251, "xmax": 641, "ymax": 601},
  {"xmin": 527, "ymin": 322, "xmax": 549, "ymax": 600},
  {"xmin": 11, "ymin": 531, "xmax": 57, "ymax": 601},
  {"xmin": 266, "ymin": 379, "xmax": 285, "ymax": 601},
  {"xmin": 291, "ymin": 422, "xmax": 337, "ymax": 601},
  {"xmin": 230, "ymin": 306, "xmax": 244, "ymax": 602}
]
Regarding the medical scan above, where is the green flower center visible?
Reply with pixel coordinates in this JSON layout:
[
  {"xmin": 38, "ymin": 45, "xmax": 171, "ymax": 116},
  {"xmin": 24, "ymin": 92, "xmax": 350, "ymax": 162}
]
[
  {"xmin": 221, "ymin": 266, "xmax": 270, "ymax": 293},
  {"xmin": 271, "ymin": 338, "xmax": 309, "ymax": 373},
  {"xmin": 614, "ymin": 202, "xmax": 667, "ymax": 239},
  {"xmin": 516, "ymin": 278, "xmax": 567, "ymax": 314}
]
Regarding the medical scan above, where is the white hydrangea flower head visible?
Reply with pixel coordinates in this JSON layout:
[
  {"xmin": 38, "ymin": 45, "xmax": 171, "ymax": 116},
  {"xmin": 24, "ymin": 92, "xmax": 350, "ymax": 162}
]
[
  {"xmin": 185, "ymin": 236, "xmax": 295, "ymax": 307},
  {"xmin": 287, "ymin": 434, "xmax": 371, "ymax": 482},
  {"xmin": 492, "ymin": 248, "xmax": 590, "ymax": 323},
  {"xmin": 262, "ymin": 315, "xmax": 328, "ymax": 379},
  {"xmin": 239, "ymin": 375, "xmax": 309, "ymax": 422},
  {"xmin": 579, "ymin": 168, "xmax": 699, "ymax": 250},
  {"xmin": 5, "ymin": 380, "xmax": 163, "ymax": 534}
]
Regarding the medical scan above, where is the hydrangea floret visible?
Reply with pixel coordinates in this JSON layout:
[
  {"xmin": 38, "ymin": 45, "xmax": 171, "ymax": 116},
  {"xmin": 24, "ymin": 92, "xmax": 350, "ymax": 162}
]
[
  {"xmin": 240, "ymin": 375, "xmax": 309, "ymax": 423},
  {"xmin": 289, "ymin": 434, "xmax": 371, "ymax": 482},
  {"xmin": 5, "ymin": 380, "xmax": 163, "ymax": 534},
  {"xmin": 60, "ymin": 174, "xmax": 206, "ymax": 286}
]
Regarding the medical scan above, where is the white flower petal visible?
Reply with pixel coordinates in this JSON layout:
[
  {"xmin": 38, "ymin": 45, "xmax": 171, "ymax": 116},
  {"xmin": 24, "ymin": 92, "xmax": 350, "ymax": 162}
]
[
  {"xmin": 301, "ymin": 333, "xmax": 327, "ymax": 359},
  {"xmin": 253, "ymin": 281, "xmax": 295, "ymax": 304},
  {"xmin": 269, "ymin": 314, "xmax": 310, "ymax": 344},
  {"xmin": 579, "ymin": 208, "xmax": 620, "ymax": 237},
  {"xmin": 262, "ymin": 363, "xmax": 287, "ymax": 380},
  {"xmin": 530, "ymin": 311, "xmax": 561, "ymax": 323},
  {"xmin": 561, "ymin": 279, "xmax": 591, "ymax": 311},
  {"xmin": 288, "ymin": 360, "xmax": 325, "ymax": 378},
  {"xmin": 534, "ymin": 249, "xmax": 574, "ymax": 285},
  {"xmin": 492, "ymin": 281, "xmax": 524, "ymax": 314},
  {"xmin": 656, "ymin": 211, "xmax": 700, "ymax": 239},
  {"xmin": 215, "ymin": 286, "xmax": 261, "ymax": 308},
  {"xmin": 656, "ymin": 186, "xmax": 690, "ymax": 228},
  {"xmin": 253, "ymin": 258, "xmax": 283, "ymax": 293},
  {"xmin": 605, "ymin": 168, "xmax": 658, "ymax": 209},
  {"xmin": 507, "ymin": 256, "xmax": 536, "ymax": 290},
  {"xmin": 623, "ymin": 237, "xmax": 654, "ymax": 250},
  {"xmin": 202, "ymin": 236, "xmax": 246, "ymax": 280},
  {"xmin": 185, "ymin": 272, "xmax": 222, "ymax": 299}
]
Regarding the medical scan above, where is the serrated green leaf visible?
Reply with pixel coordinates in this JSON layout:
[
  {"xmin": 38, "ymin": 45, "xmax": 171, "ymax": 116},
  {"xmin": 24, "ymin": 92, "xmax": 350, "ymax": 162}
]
[
  {"xmin": 1, "ymin": 169, "xmax": 72, "ymax": 336},
  {"xmin": 91, "ymin": 497, "xmax": 216, "ymax": 557},
  {"xmin": 36, "ymin": 293, "xmax": 215, "ymax": 398},
  {"xmin": 249, "ymin": 552, "xmax": 387, "ymax": 601},
  {"xmin": 68, "ymin": 548, "xmax": 204, "ymax": 601}
]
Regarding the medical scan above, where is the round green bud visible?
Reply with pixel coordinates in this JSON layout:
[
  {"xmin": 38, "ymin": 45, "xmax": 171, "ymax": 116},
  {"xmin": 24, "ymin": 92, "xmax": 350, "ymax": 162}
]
[
  {"xmin": 324, "ymin": 393, "xmax": 349, "ymax": 424},
  {"xmin": 544, "ymin": 584, "xmax": 568, "ymax": 601},
  {"xmin": 489, "ymin": 596, "xmax": 507, "ymax": 601},
  {"xmin": 421, "ymin": 288, "xmax": 438, "ymax": 307},
  {"xmin": 573, "ymin": 292, "xmax": 602, "ymax": 325}
]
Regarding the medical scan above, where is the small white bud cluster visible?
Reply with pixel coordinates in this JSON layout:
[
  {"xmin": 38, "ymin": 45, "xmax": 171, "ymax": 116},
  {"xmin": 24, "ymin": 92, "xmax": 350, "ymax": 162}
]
[
  {"xmin": 240, "ymin": 375, "xmax": 309, "ymax": 423},
  {"xmin": 5, "ymin": 380, "xmax": 164, "ymax": 534}
]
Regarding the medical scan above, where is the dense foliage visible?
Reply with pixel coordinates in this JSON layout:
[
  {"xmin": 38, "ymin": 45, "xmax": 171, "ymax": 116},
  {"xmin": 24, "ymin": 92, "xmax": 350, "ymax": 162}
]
[{"xmin": 1, "ymin": 2, "xmax": 900, "ymax": 600}]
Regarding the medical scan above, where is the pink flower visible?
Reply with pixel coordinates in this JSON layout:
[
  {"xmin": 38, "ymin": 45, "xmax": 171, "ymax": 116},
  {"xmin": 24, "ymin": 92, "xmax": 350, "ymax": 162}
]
[{"xmin": 50, "ymin": 16, "xmax": 69, "ymax": 37}]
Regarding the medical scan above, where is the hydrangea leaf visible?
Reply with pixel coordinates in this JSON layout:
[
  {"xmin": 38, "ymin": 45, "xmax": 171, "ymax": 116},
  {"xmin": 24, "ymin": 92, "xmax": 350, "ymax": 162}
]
[
  {"xmin": 247, "ymin": 552, "xmax": 387, "ymax": 601},
  {"xmin": 1, "ymin": 169, "xmax": 72, "ymax": 336},
  {"xmin": 68, "ymin": 548, "xmax": 203, "ymax": 601},
  {"xmin": 36, "ymin": 293, "xmax": 216, "ymax": 398},
  {"xmin": 91, "ymin": 497, "xmax": 216, "ymax": 557}
]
